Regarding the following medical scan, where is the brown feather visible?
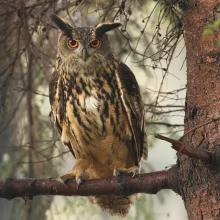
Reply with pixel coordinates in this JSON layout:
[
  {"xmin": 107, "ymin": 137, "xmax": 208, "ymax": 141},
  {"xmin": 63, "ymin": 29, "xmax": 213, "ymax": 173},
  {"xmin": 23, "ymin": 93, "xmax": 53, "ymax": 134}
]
[
  {"xmin": 49, "ymin": 70, "xmax": 75, "ymax": 157},
  {"xmin": 116, "ymin": 62, "xmax": 147, "ymax": 162}
]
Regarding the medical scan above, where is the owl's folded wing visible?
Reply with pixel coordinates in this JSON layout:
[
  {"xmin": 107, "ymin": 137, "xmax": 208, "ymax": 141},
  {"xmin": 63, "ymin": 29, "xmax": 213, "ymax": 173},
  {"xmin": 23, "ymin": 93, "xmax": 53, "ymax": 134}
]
[
  {"xmin": 49, "ymin": 70, "xmax": 75, "ymax": 157},
  {"xmin": 116, "ymin": 62, "xmax": 148, "ymax": 165}
]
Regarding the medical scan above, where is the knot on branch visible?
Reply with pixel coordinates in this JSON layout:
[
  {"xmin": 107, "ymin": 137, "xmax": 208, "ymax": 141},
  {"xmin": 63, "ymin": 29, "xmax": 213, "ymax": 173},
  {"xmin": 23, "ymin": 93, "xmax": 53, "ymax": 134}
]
[{"xmin": 116, "ymin": 175, "xmax": 132, "ymax": 196}]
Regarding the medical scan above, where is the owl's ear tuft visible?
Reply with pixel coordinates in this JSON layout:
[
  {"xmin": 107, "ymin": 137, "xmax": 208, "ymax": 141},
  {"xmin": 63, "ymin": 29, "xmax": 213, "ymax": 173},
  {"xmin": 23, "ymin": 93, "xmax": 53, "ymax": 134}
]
[
  {"xmin": 50, "ymin": 14, "xmax": 72, "ymax": 38},
  {"xmin": 96, "ymin": 22, "xmax": 121, "ymax": 37}
]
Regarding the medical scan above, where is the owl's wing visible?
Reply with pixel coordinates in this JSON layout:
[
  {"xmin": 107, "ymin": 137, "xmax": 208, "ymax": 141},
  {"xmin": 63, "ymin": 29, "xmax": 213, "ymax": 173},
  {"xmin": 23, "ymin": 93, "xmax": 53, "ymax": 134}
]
[
  {"xmin": 49, "ymin": 70, "xmax": 75, "ymax": 157},
  {"xmin": 116, "ymin": 62, "xmax": 148, "ymax": 165}
]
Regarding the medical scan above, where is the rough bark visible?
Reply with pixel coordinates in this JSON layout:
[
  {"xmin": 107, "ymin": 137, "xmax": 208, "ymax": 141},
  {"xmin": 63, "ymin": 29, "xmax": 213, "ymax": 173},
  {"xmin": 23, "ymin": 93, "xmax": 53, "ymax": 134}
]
[{"xmin": 178, "ymin": 0, "xmax": 220, "ymax": 219}]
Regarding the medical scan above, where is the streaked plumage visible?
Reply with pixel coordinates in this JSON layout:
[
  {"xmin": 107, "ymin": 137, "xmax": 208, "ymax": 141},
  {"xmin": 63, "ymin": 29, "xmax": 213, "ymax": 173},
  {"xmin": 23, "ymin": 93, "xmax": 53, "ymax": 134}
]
[{"xmin": 49, "ymin": 14, "xmax": 147, "ymax": 217}]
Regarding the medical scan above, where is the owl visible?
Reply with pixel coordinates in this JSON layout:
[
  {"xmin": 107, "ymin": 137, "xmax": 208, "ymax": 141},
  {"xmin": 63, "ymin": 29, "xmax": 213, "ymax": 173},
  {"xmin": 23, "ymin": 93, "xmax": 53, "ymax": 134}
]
[{"xmin": 49, "ymin": 14, "xmax": 148, "ymax": 217}]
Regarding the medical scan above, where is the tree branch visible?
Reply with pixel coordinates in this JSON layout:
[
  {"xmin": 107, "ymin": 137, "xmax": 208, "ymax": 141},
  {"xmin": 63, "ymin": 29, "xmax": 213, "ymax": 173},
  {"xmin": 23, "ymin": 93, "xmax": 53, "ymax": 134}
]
[
  {"xmin": 155, "ymin": 134, "xmax": 214, "ymax": 163},
  {"xmin": 0, "ymin": 167, "xmax": 178, "ymax": 200},
  {"xmin": 146, "ymin": 122, "xmax": 184, "ymax": 127}
]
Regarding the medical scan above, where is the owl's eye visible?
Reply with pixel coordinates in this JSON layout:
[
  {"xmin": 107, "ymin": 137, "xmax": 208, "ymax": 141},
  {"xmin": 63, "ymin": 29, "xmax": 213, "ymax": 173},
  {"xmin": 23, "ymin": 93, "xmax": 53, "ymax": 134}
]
[
  {"xmin": 90, "ymin": 39, "xmax": 101, "ymax": 48},
  {"xmin": 67, "ymin": 39, "xmax": 78, "ymax": 49}
]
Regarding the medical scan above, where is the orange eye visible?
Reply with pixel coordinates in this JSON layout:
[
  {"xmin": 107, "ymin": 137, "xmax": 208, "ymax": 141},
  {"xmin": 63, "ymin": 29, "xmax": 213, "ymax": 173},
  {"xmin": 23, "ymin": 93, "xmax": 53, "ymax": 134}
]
[
  {"xmin": 67, "ymin": 39, "xmax": 78, "ymax": 49},
  {"xmin": 90, "ymin": 39, "xmax": 101, "ymax": 48}
]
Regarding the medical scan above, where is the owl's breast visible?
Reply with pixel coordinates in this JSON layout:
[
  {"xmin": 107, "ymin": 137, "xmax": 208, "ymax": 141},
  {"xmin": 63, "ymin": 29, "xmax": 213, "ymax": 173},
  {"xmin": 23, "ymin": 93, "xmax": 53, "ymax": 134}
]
[{"xmin": 61, "ymin": 63, "xmax": 132, "ymax": 154}]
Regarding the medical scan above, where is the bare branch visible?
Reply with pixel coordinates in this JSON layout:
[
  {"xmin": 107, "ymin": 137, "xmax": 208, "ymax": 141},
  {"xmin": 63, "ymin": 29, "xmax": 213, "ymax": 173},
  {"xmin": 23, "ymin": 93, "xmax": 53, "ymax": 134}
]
[
  {"xmin": 146, "ymin": 122, "xmax": 184, "ymax": 127},
  {"xmin": 0, "ymin": 168, "xmax": 178, "ymax": 200},
  {"xmin": 145, "ymin": 104, "xmax": 184, "ymax": 108},
  {"xmin": 147, "ymin": 109, "xmax": 184, "ymax": 115},
  {"xmin": 155, "ymin": 134, "xmax": 214, "ymax": 163}
]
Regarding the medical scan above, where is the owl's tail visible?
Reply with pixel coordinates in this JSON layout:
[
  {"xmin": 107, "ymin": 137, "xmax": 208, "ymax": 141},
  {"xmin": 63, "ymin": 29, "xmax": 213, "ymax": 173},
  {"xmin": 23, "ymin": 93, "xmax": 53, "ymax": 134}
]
[{"xmin": 90, "ymin": 195, "xmax": 135, "ymax": 217}]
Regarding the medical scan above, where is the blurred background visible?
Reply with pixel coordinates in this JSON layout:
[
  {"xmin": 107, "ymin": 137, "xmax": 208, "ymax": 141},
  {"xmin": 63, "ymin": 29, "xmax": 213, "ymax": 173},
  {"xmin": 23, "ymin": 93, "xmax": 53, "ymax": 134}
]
[{"xmin": 0, "ymin": 0, "xmax": 187, "ymax": 219}]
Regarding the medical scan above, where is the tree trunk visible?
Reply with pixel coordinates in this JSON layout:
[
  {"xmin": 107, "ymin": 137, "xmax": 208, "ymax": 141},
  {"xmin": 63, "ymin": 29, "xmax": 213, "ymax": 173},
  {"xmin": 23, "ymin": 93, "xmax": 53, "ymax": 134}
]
[{"xmin": 179, "ymin": 0, "xmax": 220, "ymax": 219}]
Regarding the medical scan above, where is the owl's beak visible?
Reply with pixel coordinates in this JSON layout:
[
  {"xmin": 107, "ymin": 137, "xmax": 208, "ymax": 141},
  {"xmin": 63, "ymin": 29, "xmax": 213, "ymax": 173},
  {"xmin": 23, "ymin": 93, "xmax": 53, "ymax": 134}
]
[{"xmin": 82, "ymin": 48, "xmax": 88, "ymax": 61}]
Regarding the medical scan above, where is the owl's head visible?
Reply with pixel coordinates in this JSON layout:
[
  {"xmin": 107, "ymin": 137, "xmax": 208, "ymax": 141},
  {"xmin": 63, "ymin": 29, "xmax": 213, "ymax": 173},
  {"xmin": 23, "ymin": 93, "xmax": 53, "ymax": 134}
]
[{"xmin": 51, "ymin": 14, "xmax": 121, "ymax": 64}]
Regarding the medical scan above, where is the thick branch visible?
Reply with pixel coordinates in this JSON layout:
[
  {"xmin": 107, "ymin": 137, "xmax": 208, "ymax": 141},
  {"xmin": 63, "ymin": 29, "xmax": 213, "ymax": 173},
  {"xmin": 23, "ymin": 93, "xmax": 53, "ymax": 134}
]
[
  {"xmin": 155, "ymin": 134, "xmax": 214, "ymax": 163},
  {"xmin": 0, "ymin": 167, "xmax": 177, "ymax": 200}
]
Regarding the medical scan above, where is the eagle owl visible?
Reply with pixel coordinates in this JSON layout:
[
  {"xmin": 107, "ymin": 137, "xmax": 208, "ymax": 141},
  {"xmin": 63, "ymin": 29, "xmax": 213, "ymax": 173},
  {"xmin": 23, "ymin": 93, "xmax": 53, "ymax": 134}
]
[{"xmin": 49, "ymin": 14, "xmax": 148, "ymax": 217}]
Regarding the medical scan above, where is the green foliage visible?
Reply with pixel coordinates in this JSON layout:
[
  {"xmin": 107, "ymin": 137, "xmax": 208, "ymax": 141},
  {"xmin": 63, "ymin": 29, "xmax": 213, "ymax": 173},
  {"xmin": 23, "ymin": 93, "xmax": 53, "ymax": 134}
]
[
  {"xmin": 204, "ymin": 14, "xmax": 220, "ymax": 36},
  {"xmin": 203, "ymin": 7, "xmax": 220, "ymax": 47}
]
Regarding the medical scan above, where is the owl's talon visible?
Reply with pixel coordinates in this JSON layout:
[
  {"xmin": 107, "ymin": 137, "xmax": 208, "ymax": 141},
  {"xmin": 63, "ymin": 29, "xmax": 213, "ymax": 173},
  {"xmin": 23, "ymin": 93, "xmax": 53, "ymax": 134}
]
[
  {"xmin": 57, "ymin": 178, "xmax": 68, "ymax": 187},
  {"xmin": 132, "ymin": 167, "xmax": 139, "ymax": 178},
  {"xmin": 76, "ymin": 176, "xmax": 83, "ymax": 186},
  {"xmin": 59, "ymin": 173, "xmax": 84, "ymax": 190},
  {"xmin": 113, "ymin": 166, "xmax": 139, "ymax": 177},
  {"xmin": 113, "ymin": 169, "xmax": 120, "ymax": 177}
]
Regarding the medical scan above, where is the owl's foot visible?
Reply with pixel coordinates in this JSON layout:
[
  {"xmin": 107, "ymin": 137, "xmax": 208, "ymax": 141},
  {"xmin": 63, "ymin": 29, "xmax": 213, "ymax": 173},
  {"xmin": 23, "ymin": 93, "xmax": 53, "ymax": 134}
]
[
  {"xmin": 59, "ymin": 159, "xmax": 89, "ymax": 186},
  {"xmin": 113, "ymin": 166, "xmax": 139, "ymax": 178},
  {"xmin": 59, "ymin": 172, "xmax": 83, "ymax": 186}
]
